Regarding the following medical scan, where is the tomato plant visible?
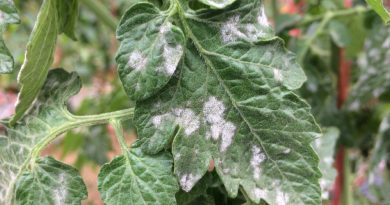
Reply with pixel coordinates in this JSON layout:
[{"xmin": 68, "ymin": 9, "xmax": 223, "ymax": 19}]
[{"xmin": 1, "ymin": 0, "xmax": 390, "ymax": 204}]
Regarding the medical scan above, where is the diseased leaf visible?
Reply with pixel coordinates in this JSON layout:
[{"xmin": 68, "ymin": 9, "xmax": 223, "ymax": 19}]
[
  {"xmin": 365, "ymin": 0, "xmax": 390, "ymax": 24},
  {"xmin": 116, "ymin": 3, "xmax": 185, "ymax": 101},
  {"xmin": 11, "ymin": 0, "xmax": 79, "ymax": 124},
  {"xmin": 312, "ymin": 127, "xmax": 339, "ymax": 200},
  {"xmin": 98, "ymin": 141, "xmax": 179, "ymax": 205},
  {"xmin": 347, "ymin": 22, "xmax": 390, "ymax": 110},
  {"xmin": 0, "ymin": 69, "xmax": 82, "ymax": 204},
  {"xmin": 15, "ymin": 156, "xmax": 87, "ymax": 205},
  {"xmin": 370, "ymin": 116, "xmax": 390, "ymax": 169},
  {"xmin": 198, "ymin": 0, "xmax": 237, "ymax": 9},
  {"xmin": 125, "ymin": 0, "xmax": 321, "ymax": 204},
  {"xmin": 0, "ymin": 0, "xmax": 20, "ymax": 74},
  {"xmin": 0, "ymin": 0, "xmax": 19, "ymax": 24}
]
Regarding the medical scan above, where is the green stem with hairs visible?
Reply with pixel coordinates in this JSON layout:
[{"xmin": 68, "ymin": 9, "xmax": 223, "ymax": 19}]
[{"xmin": 79, "ymin": 0, "xmax": 118, "ymax": 31}]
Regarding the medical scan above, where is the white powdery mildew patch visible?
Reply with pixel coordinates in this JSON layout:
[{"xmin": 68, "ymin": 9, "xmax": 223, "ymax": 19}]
[
  {"xmin": 253, "ymin": 188, "xmax": 268, "ymax": 199},
  {"xmin": 151, "ymin": 108, "xmax": 200, "ymax": 137},
  {"xmin": 53, "ymin": 173, "xmax": 67, "ymax": 205},
  {"xmin": 221, "ymin": 14, "xmax": 268, "ymax": 43},
  {"xmin": 128, "ymin": 50, "xmax": 147, "ymax": 71},
  {"xmin": 273, "ymin": 69, "xmax": 283, "ymax": 82},
  {"xmin": 380, "ymin": 117, "xmax": 390, "ymax": 132},
  {"xmin": 159, "ymin": 22, "xmax": 183, "ymax": 75},
  {"xmin": 173, "ymin": 108, "xmax": 200, "ymax": 136},
  {"xmin": 180, "ymin": 173, "xmax": 202, "ymax": 192},
  {"xmin": 384, "ymin": 37, "xmax": 390, "ymax": 48},
  {"xmin": 203, "ymin": 97, "xmax": 237, "ymax": 152},
  {"xmin": 276, "ymin": 189, "xmax": 289, "ymax": 205},
  {"xmin": 257, "ymin": 6, "xmax": 269, "ymax": 27},
  {"xmin": 221, "ymin": 15, "xmax": 244, "ymax": 43},
  {"xmin": 250, "ymin": 145, "xmax": 266, "ymax": 179}
]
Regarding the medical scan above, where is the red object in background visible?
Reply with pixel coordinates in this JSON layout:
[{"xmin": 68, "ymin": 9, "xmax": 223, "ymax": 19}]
[
  {"xmin": 0, "ymin": 91, "xmax": 17, "ymax": 119},
  {"xmin": 337, "ymin": 49, "xmax": 351, "ymax": 109}
]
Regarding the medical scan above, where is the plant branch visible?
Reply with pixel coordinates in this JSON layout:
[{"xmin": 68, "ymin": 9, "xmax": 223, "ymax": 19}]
[
  {"xmin": 79, "ymin": 0, "xmax": 118, "ymax": 32},
  {"xmin": 110, "ymin": 119, "xmax": 129, "ymax": 153},
  {"xmin": 30, "ymin": 108, "xmax": 134, "ymax": 161}
]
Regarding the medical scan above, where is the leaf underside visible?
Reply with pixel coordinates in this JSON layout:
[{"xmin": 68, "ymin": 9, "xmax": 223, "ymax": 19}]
[
  {"xmin": 0, "ymin": 69, "xmax": 83, "ymax": 204},
  {"xmin": 11, "ymin": 0, "xmax": 79, "ymax": 124},
  {"xmin": 98, "ymin": 141, "xmax": 179, "ymax": 205},
  {"xmin": 0, "ymin": 0, "xmax": 20, "ymax": 74},
  {"xmin": 117, "ymin": 0, "xmax": 321, "ymax": 204}
]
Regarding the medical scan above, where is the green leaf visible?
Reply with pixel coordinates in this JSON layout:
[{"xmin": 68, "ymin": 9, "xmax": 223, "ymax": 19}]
[
  {"xmin": 15, "ymin": 157, "xmax": 87, "ymax": 205},
  {"xmin": 11, "ymin": 0, "xmax": 79, "ymax": 124},
  {"xmin": 328, "ymin": 20, "xmax": 351, "ymax": 47},
  {"xmin": 116, "ymin": 3, "xmax": 185, "ymax": 101},
  {"xmin": 0, "ymin": 0, "xmax": 20, "ymax": 74},
  {"xmin": 198, "ymin": 0, "xmax": 237, "ymax": 9},
  {"xmin": 98, "ymin": 141, "xmax": 179, "ymax": 205},
  {"xmin": 0, "ymin": 69, "xmax": 82, "ymax": 204},
  {"xmin": 126, "ymin": 0, "xmax": 321, "ymax": 204},
  {"xmin": 370, "ymin": 116, "xmax": 390, "ymax": 169},
  {"xmin": 0, "ymin": 0, "xmax": 20, "ymax": 25},
  {"xmin": 312, "ymin": 127, "xmax": 339, "ymax": 200},
  {"xmin": 347, "ymin": 23, "xmax": 390, "ymax": 110},
  {"xmin": 365, "ymin": 0, "xmax": 390, "ymax": 24}
]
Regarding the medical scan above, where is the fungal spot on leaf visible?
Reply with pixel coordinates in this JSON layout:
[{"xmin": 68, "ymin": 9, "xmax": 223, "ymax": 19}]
[
  {"xmin": 221, "ymin": 15, "xmax": 242, "ymax": 43},
  {"xmin": 203, "ymin": 96, "xmax": 236, "ymax": 152},
  {"xmin": 250, "ymin": 145, "xmax": 266, "ymax": 179},
  {"xmin": 159, "ymin": 22, "xmax": 183, "ymax": 75},
  {"xmin": 172, "ymin": 108, "xmax": 200, "ymax": 136},
  {"xmin": 179, "ymin": 173, "xmax": 202, "ymax": 192},
  {"xmin": 53, "ymin": 173, "xmax": 67, "ymax": 205},
  {"xmin": 273, "ymin": 69, "xmax": 283, "ymax": 82},
  {"xmin": 253, "ymin": 188, "xmax": 267, "ymax": 199},
  {"xmin": 128, "ymin": 51, "xmax": 147, "ymax": 71},
  {"xmin": 257, "ymin": 6, "xmax": 269, "ymax": 27},
  {"xmin": 276, "ymin": 189, "xmax": 289, "ymax": 205}
]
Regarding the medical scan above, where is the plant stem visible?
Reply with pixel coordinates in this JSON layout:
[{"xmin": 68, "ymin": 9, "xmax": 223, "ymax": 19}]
[
  {"xmin": 30, "ymin": 108, "xmax": 134, "ymax": 160},
  {"xmin": 110, "ymin": 119, "xmax": 129, "ymax": 153},
  {"xmin": 79, "ymin": 0, "xmax": 118, "ymax": 32},
  {"xmin": 342, "ymin": 149, "xmax": 352, "ymax": 205},
  {"xmin": 298, "ymin": 6, "xmax": 370, "ymax": 27},
  {"xmin": 271, "ymin": 0, "xmax": 279, "ymax": 26}
]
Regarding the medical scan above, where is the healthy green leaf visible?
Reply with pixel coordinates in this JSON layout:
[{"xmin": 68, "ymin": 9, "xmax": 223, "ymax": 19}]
[
  {"xmin": 11, "ymin": 0, "xmax": 79, "ymax": 124},
  {"xmin": 312, "ymin": 127, "xmax": 339, "ymax": 200},
  {"xmin": 0, "ymin": 69, "xmax": 82, "ymax": 204},
  {"xmin": 328, "ymin": 20, "xmax": 351, "ymax": 47},
  {"xmin": 125, "ymin": 0, "xmax": 321, "ymax": 204},
  {"xmin": 116, "ymin": 3, "xmax": 185, "ymax": 101},
  {"xmin": 15, "ymin": 156, "xmax": 87, "ymax": 205},
  {"xmin": 98, "ymin": 141, "xmax": 179, "ymax": 205},
  {"xmin": 347, "ymin": 22, "xmax": 390, "ymax": 110},
  {"xmin": 365, "ymin": 0, "xmax": 390, "ymax": 24},
  {"xmin": 0, "ymin": 0, "xmax": 20, "ymax": 74}
]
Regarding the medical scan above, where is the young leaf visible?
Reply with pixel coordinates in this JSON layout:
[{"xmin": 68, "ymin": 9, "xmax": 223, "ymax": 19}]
[
  {"xmin": 116, "ymin": 3, "xmax": 185, "ymax": 101},
  {"xmin": 365, "ymin": 0, "xmax": 390, "ymax": 24},
  {"xmin": 0, "ymin": 69, "xmax": 82, "ymax": 204},
  {"xmin": 0, "ymin": 0, "xmax": 20, "ymax": 74},
  {"xmin": 15, "ymin": 156, "xmax": 87, "ymax": 205},
  {"xmin": 11, "ymin": 0, "xmax": 79, "ymax": 124},
  {"xmin": 347, "ymin": 22, "xmax": 390, "ymax": 110},
  {"xmin": 98, "ymin": 141, "xmax": 179, "ymax": 205},
  {"xmin": 126, "ymin": 0, "xmax": 321, "ymax": 204}
]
